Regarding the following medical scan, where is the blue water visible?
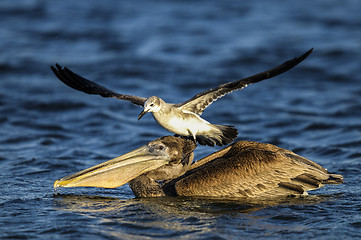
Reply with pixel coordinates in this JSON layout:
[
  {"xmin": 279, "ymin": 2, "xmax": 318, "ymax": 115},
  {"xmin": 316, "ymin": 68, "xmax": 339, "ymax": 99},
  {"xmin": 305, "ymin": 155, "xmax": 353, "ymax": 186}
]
[{"xmin": 1, "ymin": 0, "xmax": 360, "ymax": 239}]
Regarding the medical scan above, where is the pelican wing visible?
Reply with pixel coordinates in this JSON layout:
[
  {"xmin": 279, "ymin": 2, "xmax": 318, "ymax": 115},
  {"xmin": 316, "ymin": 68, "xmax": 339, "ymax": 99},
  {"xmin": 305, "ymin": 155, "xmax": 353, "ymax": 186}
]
[
  {"xmin": 174, "ymin": 140, "xmax": 342, "ymax": 198},
  {"xmin": 175, "ymin": 49, "xmax": 313, "ymax": 115},
  {"xmin": 51, "ymin": 64, "xmax": 147, "ymax": 106}
]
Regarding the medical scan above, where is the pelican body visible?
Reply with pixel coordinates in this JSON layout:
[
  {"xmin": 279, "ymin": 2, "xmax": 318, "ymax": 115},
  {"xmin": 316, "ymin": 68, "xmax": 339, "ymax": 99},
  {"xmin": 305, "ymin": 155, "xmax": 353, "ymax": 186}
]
[
  {"xmin": 51, "ymin": 49, "xmax": 313, "ymax": 146},
  {"xmin": 54, "ymin": 136, "xmax": 343, "ymax": 199}
]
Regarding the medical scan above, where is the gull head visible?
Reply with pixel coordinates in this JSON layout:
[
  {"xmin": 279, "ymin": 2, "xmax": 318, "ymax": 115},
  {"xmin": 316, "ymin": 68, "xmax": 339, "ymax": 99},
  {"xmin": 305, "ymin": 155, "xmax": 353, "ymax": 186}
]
[{"xmin": 138, "ymin": 96, "xmax": 163, "ymax": 120}]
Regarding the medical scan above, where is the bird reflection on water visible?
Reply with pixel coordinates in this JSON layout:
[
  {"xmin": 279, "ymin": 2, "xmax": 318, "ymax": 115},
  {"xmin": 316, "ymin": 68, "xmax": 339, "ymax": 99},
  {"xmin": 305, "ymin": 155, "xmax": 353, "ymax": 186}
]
[{"xmin": 53, "ymin": 192, "xmax": 338, "ymax": 215}]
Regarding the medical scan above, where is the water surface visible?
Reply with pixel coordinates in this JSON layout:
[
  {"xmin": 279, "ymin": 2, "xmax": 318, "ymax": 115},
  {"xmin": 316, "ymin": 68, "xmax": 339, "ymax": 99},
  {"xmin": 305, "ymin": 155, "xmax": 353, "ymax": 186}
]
[{"xmin": 0, "ymin": 0, "xmax": 360, "ymax": 239}]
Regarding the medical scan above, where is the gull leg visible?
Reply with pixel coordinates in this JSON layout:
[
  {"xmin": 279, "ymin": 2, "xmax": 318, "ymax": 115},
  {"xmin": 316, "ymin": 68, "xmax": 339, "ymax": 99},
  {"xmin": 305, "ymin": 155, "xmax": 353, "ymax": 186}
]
[
  {"xmin": 174, "ymin": 134, "xmax": 196, "ymax": 145},
  {"xmin": 188, "ymin": 130, "xmax": 197, "ymax": 144}
]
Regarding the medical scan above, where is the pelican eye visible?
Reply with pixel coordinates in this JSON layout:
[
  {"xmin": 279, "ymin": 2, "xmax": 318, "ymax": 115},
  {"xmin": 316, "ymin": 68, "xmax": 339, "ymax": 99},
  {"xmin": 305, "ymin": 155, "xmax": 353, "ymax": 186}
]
[
  {"xmin": 149, "ymin": 143, "xmax": 166, "ymax": 152},
  {"xmin": 153, "ymin": 144, "xmax": 165, "ymax": 151}
]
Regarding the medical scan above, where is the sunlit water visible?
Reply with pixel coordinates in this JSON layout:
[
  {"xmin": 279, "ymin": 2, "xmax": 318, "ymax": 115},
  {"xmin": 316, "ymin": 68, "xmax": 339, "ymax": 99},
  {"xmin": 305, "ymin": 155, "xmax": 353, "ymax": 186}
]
[{"xmin": 1, "ymin": 0, "xmax": 360, "ymax": 239}]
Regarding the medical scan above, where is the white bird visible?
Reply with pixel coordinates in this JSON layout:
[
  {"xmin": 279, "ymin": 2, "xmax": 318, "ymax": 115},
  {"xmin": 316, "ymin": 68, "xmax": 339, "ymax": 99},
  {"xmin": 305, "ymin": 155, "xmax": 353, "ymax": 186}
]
[{"xmin": 51, "ymin": 49, "xmax": 312, "ymax": 146}]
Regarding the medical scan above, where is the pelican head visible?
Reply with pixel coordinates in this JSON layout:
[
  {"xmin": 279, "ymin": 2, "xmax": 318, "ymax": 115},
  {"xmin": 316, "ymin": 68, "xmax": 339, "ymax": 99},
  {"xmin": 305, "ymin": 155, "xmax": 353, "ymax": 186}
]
[
  {"xmin": 54, "ymin": 136, "xmax": 196, "ymax": 189},
  {"xmin": 138, "ymin": 96, "xmax": 163, "ymax": 120}
]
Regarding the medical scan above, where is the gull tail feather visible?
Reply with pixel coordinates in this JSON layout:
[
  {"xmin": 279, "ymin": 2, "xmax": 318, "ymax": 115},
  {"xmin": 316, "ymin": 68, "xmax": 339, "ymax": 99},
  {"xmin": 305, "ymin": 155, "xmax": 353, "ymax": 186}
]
[{"xmin": 197, "ymin": 125, "xmax": 238, "ymax": 147}]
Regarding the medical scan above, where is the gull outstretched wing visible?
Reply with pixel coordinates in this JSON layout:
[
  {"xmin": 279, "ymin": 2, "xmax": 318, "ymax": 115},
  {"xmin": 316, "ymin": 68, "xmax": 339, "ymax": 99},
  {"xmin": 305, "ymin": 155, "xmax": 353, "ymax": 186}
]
[
  {"xmin": 176, "ymin": 49, "xmax": 313, "ymax": 115},
  {"xmin": 51, "ymin": 64, "xmax": 147, "ymax": 106}
]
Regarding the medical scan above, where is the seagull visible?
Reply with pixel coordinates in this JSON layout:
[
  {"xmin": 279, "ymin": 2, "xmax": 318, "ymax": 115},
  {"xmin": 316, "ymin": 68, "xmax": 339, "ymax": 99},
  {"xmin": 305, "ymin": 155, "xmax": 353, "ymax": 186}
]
[{"xmin": 51, "ymin": 49, "xmax": 312, "ymax": 146}]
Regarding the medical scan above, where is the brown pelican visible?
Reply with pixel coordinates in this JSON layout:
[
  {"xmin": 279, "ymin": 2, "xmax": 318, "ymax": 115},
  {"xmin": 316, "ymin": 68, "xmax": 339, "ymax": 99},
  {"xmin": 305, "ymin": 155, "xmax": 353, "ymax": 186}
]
[
  {"xmin": 51, "ymin": 49, "xmax": 312, "ymax": 147},
  {"xmin": 54, "ymin": 136, "xmax": 343, "ymax": 198}
]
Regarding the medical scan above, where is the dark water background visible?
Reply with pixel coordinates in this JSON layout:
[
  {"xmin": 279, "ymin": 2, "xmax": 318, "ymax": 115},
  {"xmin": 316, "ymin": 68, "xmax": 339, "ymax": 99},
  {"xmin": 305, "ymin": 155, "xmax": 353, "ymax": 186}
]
[{"xmin": 1, "ymin": 0, "xmax": 360, "ymax": 239}]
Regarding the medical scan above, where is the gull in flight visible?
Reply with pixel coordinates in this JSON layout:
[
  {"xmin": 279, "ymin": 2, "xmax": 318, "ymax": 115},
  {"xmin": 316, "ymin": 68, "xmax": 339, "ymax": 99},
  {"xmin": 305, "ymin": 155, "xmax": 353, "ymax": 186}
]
[{"xmin": 51, "ymin": 49, "xmax": 312, "ymax": 146}]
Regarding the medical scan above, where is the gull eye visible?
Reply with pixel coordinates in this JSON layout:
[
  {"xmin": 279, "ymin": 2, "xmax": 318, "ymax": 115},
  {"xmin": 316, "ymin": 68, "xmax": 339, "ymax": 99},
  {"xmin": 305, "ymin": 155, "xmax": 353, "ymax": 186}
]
[{"xmin": 150, "ymin": 103, "xmax": 154, "ymax": 107}]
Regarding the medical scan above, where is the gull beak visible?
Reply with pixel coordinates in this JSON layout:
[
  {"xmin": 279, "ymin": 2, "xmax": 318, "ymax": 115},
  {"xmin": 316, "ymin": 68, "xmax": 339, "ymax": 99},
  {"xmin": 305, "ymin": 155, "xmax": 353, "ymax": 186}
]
[
  {"xmin": 54, "ymin": 144, "xmax": 171, "ymax": 189},
  {"xmin": 138, "ymin": 109, "xmax": 149, "ymax": 121}
]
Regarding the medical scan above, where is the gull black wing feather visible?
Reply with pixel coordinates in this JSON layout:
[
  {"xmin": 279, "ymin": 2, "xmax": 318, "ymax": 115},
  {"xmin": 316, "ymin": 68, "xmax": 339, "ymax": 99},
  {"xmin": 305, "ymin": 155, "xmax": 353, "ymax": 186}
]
[
  {"xmin": 175, "ymin": 49, "xmax": 313, "ymax": 115},
  {"xmin": 51, "ymin": 64, "xmax": 147, "ymax": 106}
]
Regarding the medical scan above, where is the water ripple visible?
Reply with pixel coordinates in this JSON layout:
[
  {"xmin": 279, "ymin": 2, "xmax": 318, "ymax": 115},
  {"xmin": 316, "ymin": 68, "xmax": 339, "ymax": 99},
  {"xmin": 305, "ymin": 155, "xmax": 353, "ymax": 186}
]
[{"xmin": 1, "ymin": 0, "xmax": 360, "ymax": 239}]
